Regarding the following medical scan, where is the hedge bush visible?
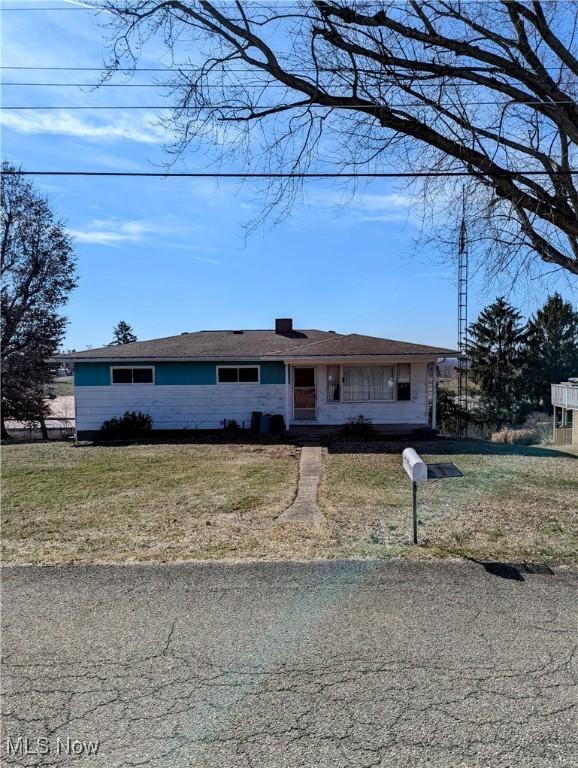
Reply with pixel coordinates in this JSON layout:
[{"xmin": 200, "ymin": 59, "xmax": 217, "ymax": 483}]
[{"xmin": 99, "ymin": 411, "xmax": 153, "ymax": 440}]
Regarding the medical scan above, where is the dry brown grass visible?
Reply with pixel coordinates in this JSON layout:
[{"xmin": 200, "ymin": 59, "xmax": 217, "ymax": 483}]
[
  {"xmin": 1, "ymin": 441, "xmax": 306, "ymax": 564},
  {"xmin": 319, "ymin": 440, "xmax": 578, "ymax": 564},
  {"xmin": 3, "ymin": 439, "xmax": 577, "ymax": 565}
]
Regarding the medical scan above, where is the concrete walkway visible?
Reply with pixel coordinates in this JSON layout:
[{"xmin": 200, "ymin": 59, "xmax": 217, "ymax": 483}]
[{"xmin": 278, "ymin": 445, "xmax": 324, "ymax": 522}]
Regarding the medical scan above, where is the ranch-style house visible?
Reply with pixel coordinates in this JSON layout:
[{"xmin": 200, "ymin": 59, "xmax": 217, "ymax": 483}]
[{"xmin": 59, "ymin": 318, "xmax": 455, "ymax": 440}]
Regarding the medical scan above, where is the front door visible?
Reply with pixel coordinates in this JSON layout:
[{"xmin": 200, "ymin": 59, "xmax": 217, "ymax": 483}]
[{"xmin": 293, "ymin": 367, "xmax": 316, "ymax": 421}]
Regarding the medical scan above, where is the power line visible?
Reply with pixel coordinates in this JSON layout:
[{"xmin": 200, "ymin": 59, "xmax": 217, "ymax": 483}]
[
  {"xmin": 0, "ymin": 2, "xmax": 568, "ymax": 8},
  {"xmin": 1, "ymin": 64, "xmax": 573, "ymax": 74},
  {"xmin": 0, "ymin": 67, "xmax": 218, "ymax": 70},
  {"xmin": 2, "ymin": 169, "xmax": 578, "ymax": 178},
  {"xmin": 3, "ymin": 99, "xmax": 577, "ymax": 108},
  {"xmin": 4, "ymin": 83, "xmax": 577, "ymax": 99},
  {"xmin": 2, "ymin": 105, "xmax": 171, "ymax": 109},
  {"xmin": 0, "ymin": 5, "xmax": 97, "ymax": 8},
  {"xmin": 0, "ymin": 3, "xmax": 308, "ymax": 8}
]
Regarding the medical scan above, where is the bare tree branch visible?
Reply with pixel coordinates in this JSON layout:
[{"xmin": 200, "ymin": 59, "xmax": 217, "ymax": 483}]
[{"xmin": 100, "ymin": 0, "xmax": 578, "ymax": 277}]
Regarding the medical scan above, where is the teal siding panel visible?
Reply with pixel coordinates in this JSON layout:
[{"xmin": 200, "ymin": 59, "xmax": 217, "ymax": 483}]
[
  {"xmin": 75, "ymin": 363, "xmax": 111, "ymax": 386},
  {"xmin": 74, "ymin": 360, "xmax": 286, "ymax": 386},
  {"xmin": 259, "ymin": 362, "xmax": 286, "ymax": 385},
  {"xmin": 156, "ymin": 363, "xmax": 216, "ymax": 385}
]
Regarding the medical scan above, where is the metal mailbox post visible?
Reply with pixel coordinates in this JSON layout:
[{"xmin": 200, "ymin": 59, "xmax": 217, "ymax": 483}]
[{"xmin": 402, "ymin": 447, "xmax": 463, "ymax": 544}]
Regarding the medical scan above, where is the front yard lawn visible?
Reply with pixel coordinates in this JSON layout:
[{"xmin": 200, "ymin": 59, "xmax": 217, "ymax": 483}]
[
  {"xmin": 2, "ymin": 441, "xmax": 300, "ymax": 564},
  {"xmin": 320, "ymin": 440, "xmax": 578, "ymax": 564},
  {"xmin": 2, "ymin": 438, "xmax": 577, "ymax": 565}
]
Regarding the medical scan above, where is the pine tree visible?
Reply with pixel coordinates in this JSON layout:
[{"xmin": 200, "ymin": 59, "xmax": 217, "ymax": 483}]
[
  {"xmin": 523, "ymin": 293, "xmax": 578, "ymax": 411},
  {"xmin": 111, "ymin": 321, "xmax": 137, "ymax": 345},
  {"xmin": 468, "ymin": 297, "xmax": 527, "ymax": 428}
]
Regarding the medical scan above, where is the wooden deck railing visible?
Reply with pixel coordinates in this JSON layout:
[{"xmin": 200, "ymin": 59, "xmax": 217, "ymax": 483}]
[{"xmin": 551, "ymin": 384, "xmax": 578, "ymax": 410}]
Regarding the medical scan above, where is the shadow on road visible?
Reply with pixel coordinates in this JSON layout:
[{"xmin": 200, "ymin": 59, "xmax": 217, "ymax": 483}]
[{"xmin": 465, "ymin": 558, "xmax": 556, "ymax": 581}]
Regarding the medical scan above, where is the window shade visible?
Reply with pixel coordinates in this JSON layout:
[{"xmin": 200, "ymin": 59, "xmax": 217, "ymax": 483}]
[{"xmin": 342, "ymin": 366, "xmax": 394, "ymax": 401}]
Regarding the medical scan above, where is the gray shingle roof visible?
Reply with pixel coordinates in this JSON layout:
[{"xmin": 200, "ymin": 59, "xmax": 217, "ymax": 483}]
[{"xmin": 59, "ymin": 329, "xmax": 456, "ymax": 360}]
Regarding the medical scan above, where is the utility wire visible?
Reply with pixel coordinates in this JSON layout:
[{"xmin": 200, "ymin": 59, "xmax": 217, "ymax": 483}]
[
  {"xmin": 3, "ymin": 100, "xmax": 577, "ymax": 108},
  {"xmin": 2, "ymin": 3, "xmax": 304, "ymax": 7},
  {"xmin": 1, "ymin": 2, "xmax": 574, "ymax": 9},
  {"xmin": 3, "ymin": 170, "xmax": 578, "ymax": 178},
  {"xmin": 0, "ymin": 64, "xmax": 572, "ymax": 74},
  {"xmin": 3, "ymin": 83, "xmax": 577, "ymax": 99}
]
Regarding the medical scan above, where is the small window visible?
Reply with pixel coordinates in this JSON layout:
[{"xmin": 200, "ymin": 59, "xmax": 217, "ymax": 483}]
[
  {"xmin": 111, "ymin": 367, "xmax": 154, "ymax": 384},
  {"xmin": 112, "ymin": 368, "xmax": 132, "ymax": 384},
  {"xmin": 133, "ymin": 368, "xmax": 154, "ymax": 384},
  {"xmin": 217, "ymin": 366, "xmax": 259, "ymax": 384},
  {"xmin": 294, "ymin": 368, "xmax": 315, "ymax": 387},
  {"xmin": 239, "ymin": 367, "xmax": 259, "ymax": 383},
  {"xmin": 218, "ymin": 367, "xmax": 238, "ymax": 383},
  {"xmin": 326, "ymin": 365, "xmax": 340, "ymax": 401},
  {"xmin": 397, "ymin": 364, "xmax": 411, "ymax": 401}
]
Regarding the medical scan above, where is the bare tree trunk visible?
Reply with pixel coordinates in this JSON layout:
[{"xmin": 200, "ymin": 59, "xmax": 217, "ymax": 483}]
[{"xmin": 39, "ymin": 415, "xmax": 49, "ymax": 440}]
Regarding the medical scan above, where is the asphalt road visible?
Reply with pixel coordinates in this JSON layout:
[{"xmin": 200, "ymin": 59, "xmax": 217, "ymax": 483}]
[{"xmin": 1, "ymin": 560, "xmax": 577, "ymax": 768}]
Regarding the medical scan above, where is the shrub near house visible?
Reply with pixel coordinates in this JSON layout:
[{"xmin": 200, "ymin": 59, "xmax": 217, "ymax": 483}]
[{"xmin": 100, "ymin": 411, "xmax": 153, "ymax": 440}]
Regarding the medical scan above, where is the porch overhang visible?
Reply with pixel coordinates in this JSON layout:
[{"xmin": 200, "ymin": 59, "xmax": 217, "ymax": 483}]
[{"xmin": 281, "ymin": 353, "xmax": 450, "ymax": 365}]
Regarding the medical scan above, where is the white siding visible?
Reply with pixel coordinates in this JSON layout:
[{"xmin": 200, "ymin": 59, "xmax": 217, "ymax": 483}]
[
  {"xmin": 75, "ymin": 384, "xmax": 286, "ymax": 431},
  {"xmin": 304, "ymin": 363, "xmax": 429, "ymax": 426},
  {"xmin": 76, "ymin": 362, "xmax": 433, "ymax": 431}
]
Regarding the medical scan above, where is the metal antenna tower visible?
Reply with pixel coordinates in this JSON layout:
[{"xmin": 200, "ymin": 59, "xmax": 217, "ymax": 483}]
[{"xmin": 457, "ymin": 190, "xmax": 469, "ymax": 437}]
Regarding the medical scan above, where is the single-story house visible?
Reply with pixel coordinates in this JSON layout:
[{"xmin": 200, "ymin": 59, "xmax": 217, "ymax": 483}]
[
  {"xmin": 551, "ymin": 379, "xmax": 578, "ymax": 445},
  {"xmin": 58, "ymin": 318, "xmax": 455, "ymax": 440}
]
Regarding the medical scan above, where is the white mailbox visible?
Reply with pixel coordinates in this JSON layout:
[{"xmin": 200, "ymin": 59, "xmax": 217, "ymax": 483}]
[
  {"xmin": 402, "ymin": 448, "xmax": 428, "ymax": 483},
  {"xmin": 401, "ymin": 447, "xmax": 462, "ymax": 544}
]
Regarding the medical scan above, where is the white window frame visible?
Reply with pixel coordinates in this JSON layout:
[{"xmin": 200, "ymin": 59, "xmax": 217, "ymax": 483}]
[
  {"xmin": 217, "ymin": 365, "xmax": 261, "ymax": 384},
  {"xmin": 325, "ymin": 364, "xmax": 411, "ymax": 403},
  {"xmin": 395, "ymin": 362, "xmax": 412, "ymax": 402},
  {"xmin": 110, "ymin": 366, "xmax": 155, "ymax": 385}
]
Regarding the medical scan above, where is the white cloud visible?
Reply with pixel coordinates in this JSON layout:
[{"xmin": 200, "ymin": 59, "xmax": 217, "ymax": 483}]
[
  {"xmin": 314, "ymin": 189, "xmax": 411, "ymax": 213},
  {"xmin": 191, "ymin": 255, "xmax": 221, "ymax": 265},
  {"xmin": 298, "ymin": 188, "xmax": 415, "ymax": 226},
  {"xmin": 68, "ymin": 219, "xmax": 161, "ymax": 245},
  {"xmin": 352, "ymin": 192, "xmax": 412, "ymax": 213},
  {"xmin": 350, "ymin": 193, "xmax": 414, "ymax": 224},
  {"xmin": 0, "ymin": 111, "xmax": 167, "ymax": 144},
  {"xmin": 68, "ymin": 219, "xmax": 220, "ymax": 262}
]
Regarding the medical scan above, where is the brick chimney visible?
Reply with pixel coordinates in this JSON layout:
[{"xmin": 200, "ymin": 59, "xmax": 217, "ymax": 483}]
[{"xmin": 275, "ymin": 318, "xmax": 293, "ymax": 334}]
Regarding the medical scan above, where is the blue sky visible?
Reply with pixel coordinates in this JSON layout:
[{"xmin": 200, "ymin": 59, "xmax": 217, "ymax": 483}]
[{"xmin": 2, "ymin": 1, "xmax": 576, "ymax": 351}]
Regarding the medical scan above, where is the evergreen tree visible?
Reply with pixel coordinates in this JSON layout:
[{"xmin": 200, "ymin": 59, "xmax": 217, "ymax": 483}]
[
  {"xmin": 111, "ymin": 321, "xmax": 137, "ymax": 345},
  {"xmin": 2, "ymin": 346, "xmax": 55, "ymax": 439},
  {"xmin": 523, "ymin": 294, "xmax": 578, "ymax": 411},
  {"xmin": 468, "ymin": 297, "xmax": 527, "ymax": 428}
]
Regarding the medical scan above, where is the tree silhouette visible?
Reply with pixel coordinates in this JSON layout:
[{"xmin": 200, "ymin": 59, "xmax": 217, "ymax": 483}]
[
  {"xmin": 1, "ymin": 163, "xmax": 76, "ymax": 439},
  {"xmin": 111, "ymin": 321, "xmax": 137, "ymax": 345},
  {"xmin": 523, "ymin": 293, "xmax": 578, "ymax": 410},
  {"xmin": 469, "ymin": 297, "xmax": 527, "ymax": 427}
]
